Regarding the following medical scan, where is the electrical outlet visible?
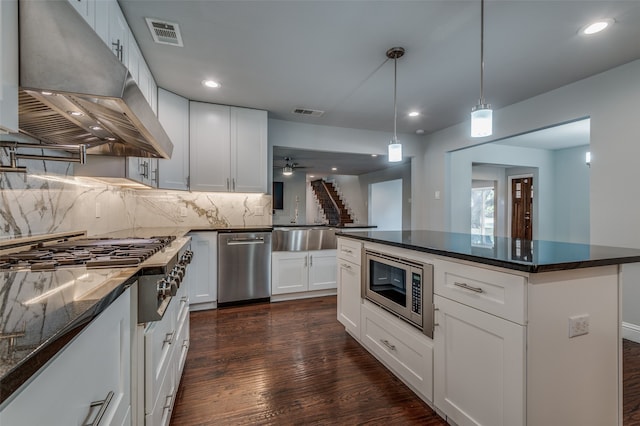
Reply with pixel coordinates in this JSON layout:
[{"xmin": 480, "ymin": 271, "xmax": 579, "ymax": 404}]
[
  {"xmin": 435, "ymin": 190, "xmax": 441, "ymax": 200},
  {"xmin": 569, "ymin": 314, "xmax": 589, "ymax": 338}
]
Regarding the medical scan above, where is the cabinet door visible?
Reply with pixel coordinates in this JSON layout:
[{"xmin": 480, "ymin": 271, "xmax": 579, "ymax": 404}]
[
  {"xmin": 231, "ymin": 107, "xmax": 267, "ymax": 193},
  {"xmin": 93, "ymin": 0, "xmax": 110, "ymax": 45},
  {"xmin": 189, "ymin": 102, "xmax": 231, "ymax": 192},
  {"xmin": 308, "ymin": 249, "xmax": 337, "ymax": 291},
  {"xmin": 337, "ymin": 258, "xmax": 361, "ymax": 338},
  {"xmin": 1, "ymin": 288, "xmax": 132, "ymax": 425},
  {"xmin": 434, "ymin": 295, "xmax": 525, "ymax": 426},
  {"xmin": 127, "ymin": 32, "xmax": 141, "ymax": 84},
  {"xmin": 0, "ymin": 0, "xmax": 18, "ymax": 133},
  {"xmin": 157, "ymin": 88, "xmax": 189, "ymax": 190},
  {"xmin": 188, "ymin": 232, "xmax": 218, "ymax": 308},
  {"xmin": 271, "ymin": 251, "xmax": 309, "ymax": 294},
  {"xmin": 108, "ymin": 0, "xmax": 128, "ymax": 64}
]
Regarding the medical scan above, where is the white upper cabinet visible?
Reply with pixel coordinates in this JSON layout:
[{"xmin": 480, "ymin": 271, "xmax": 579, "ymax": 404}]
[
  {"xmin": 0, "ymin": 0, "xmax": 18, "ymax": 133},
  {"xmin": 157, "ymin": 88, "xmax": 189, "ymax": 190},
  {"xmin": 190, "ymin": 101, "xmax": 267, "ymax": 193},
  {"xmin": 189, "ymin": 101, "xmax": 232, "ymax": 192},
  {"xmin": 231, "ymin": 107, "xmax": 268, "ymax": 193},
  {"xmin": 107, "ymin": 0, "xmax": 128, "ymax": 64}
]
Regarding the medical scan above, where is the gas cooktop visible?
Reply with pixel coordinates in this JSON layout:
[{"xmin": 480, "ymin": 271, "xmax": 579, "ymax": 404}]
[{"xmin": 0, "ymin": 236, "xmax": 176, "ymax": 271}]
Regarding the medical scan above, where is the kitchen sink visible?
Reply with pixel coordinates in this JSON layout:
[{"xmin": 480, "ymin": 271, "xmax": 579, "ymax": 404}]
[{"xmin": 272, "ymin": 227, "xmax": 336, "ymax": 251}]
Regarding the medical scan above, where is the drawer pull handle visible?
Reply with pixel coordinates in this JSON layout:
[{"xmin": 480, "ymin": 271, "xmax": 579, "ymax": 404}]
[
  {"xmin": 454, "ymin": 281, "xmax": 484, "ymax": 293},
  {"xmin": 341, "ymin": 263, "xmax": 352, "ymax": 270},
  {"xmin": 163, "ymin": 393, "xmax": 174, "ymax": 412},
  {"xmin": 83, "ymin": 391, "xmax": 114, "ymax": 426},
  {"xmin": 434, "ymin": 307, "xmax": 439, "ymax": 327},
  {"xmin": 343, "ymin": 248, "xmax": 353, "ymax": 254},
  {"xmin": 163, "ymin": 331, "xmax": 175, "ymax": 346},
  {"xmin": 380, "ymin": 339, "xmax": 396, "ymax": 351}
]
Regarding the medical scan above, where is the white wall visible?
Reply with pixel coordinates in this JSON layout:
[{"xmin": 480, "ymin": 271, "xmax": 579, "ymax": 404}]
[
  {"xmin": 369, "ymin": 179, "xmax": 403, "ymax": 230},
  {"xmin": 553, "ymin": 145, "xmax": 590, "ymax": 243},
  {"xmin": 359, "ymin": 162, "xmax": 412, "ymax": 229},
  {"xmin": 416, "ymin": 59, "xmax": 640, "ymax": 330}
]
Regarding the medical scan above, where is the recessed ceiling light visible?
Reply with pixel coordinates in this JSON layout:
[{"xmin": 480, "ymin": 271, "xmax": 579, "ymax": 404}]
[
  {"xmin": 331, "ymin": 167, "xmax": 337, "ymax": 171},
  {"xmin": 68, "ymin": 111, "xmax": 84, "ymax": 116},
  {"xmin": 41, "ymin": 91, "xmax": 54, "ymax": 96},
  {"xmin": 582, "ymin": 19, "xmax": 614, "ymax": 35},
  {"xmin": 202, "ymin": 79, "xmax": 220, "ymax": 88},
  {"xmin": 416, "ymin": 129, "xmax": 425, "ymax": 134},
  {"xmin": 408, "ymin": 111, "xmax": 420, "ymax": 117},
  {"xmin": 371, "ymin": 154, "xmax": 378, "ymax": 157},
  {"xmin": 309, "ymin": 175, "xmax": 315, "ymax": 178},
  {"xmin": 106, "ymin": 137, "xmax": 116, "ymax": 141},
  {"xmin": 90, "ymin": 126, "xmax": 102, "ymax": 131}
]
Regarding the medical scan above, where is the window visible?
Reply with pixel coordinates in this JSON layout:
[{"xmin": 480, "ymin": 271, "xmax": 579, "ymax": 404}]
[{"xmin": 471, "ymin": 186, "xmax": 495, "ymax": 246}]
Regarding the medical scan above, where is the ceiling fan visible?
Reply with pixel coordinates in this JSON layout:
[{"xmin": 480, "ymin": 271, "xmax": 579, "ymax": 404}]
[{"xmin": 273, "ymin": 157, "xmax": 308, "ymax": 176}]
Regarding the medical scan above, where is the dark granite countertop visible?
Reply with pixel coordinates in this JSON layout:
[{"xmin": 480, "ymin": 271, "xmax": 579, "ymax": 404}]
[
  {"xmin": 336, "ymin": 230, "xmax": 640, "ymax": 273},
  {"xmin": 0, "ymin": 267, "xmax": 138, "ymax": 405}
]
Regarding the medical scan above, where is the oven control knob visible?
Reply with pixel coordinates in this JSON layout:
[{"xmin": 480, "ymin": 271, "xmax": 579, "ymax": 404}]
[
  {"xmin": 171, "ymin": 265, "xmax": 185, "ymax": 280},
  {"xmin": 169, "ymin": 277, "xmax": 178, "ymax": 296},
  {"xmin": 181, "ymin": 250, "xmax": 193, "ymax": 264},
  {"xmin": 157, "ymin": 278, "xmax": 172, "ymax": 298}
]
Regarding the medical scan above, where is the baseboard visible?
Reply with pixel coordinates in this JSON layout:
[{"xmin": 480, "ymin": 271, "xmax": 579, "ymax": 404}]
[
  {"xmin": 622, "ymin": 322, "xmax": 640, "ymax": 343},
  {"xmin": 189, "ymin": 301, "xmax": 217, "ymax": 312},
  {"xmin": 270, "ymin": 289, "xmax": 337, "ymax": 302}
]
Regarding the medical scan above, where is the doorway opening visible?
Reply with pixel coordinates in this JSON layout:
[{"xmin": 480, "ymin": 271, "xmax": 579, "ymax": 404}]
[
  {"xmin": 369, "ymin": 179, "xmax": 402, "ymax": 230},
  {"xmin": 509, "ymin": 175, "xmax": 534, "ymax": 240},
  {"xmin": 471, "ymin": 180, "xmax": 496, "ymax": 247}
]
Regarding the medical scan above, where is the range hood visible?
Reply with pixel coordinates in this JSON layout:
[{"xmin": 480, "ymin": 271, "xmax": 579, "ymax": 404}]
[{"xmin": 17, "ymin": 0, "xmax": 173, "ymax": 159}]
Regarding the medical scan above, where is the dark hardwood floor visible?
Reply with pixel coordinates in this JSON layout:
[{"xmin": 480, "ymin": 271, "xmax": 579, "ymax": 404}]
[{"xmin": 171, "ymin": 296, "xmax": 640, "ymax": 425}]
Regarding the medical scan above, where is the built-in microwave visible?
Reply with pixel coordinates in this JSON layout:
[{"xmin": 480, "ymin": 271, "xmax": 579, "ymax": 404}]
[{"xmin": 363, "ymin": 250, "xmax": 434, "ymax": 338}]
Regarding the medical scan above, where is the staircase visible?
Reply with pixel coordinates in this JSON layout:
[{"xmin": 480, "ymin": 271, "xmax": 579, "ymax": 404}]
[{"xmin": 310, "ymin": 179, "xmax": 354, "ymax": 226}]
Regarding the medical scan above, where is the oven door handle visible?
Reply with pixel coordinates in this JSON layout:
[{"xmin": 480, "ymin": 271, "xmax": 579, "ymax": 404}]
[{"xmin": 227, "ymin": 238, "xmax": 265, "ymax": 246}]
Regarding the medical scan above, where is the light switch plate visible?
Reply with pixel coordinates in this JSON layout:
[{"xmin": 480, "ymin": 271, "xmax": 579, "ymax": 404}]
[{"xmin": 569, "ymin": 314, "xmax": 589, "ymax": 338}]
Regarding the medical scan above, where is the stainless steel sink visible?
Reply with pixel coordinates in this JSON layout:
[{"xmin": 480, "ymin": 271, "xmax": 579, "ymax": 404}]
[{"xmin": 272, "ymin": 227, "xmax": 336, "ymax": 251}]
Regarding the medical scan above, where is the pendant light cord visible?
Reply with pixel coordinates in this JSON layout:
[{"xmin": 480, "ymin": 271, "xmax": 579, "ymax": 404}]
[
  {"xmin": 479, "ymin": 0, "xmax": 485, "ymax": 104},
  {"xmin": 393, "ymin": 56, "xmax": 398, "ymax": 143}
]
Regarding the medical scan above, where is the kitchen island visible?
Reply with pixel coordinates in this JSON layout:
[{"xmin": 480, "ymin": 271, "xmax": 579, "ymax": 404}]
[{"xmin": 336, "ymin": 230, "xmax": 640, "ymax": 426}]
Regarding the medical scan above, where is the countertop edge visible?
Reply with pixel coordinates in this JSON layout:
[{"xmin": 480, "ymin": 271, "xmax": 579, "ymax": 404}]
[{"xmin": 335, "ymin": 233, "xmax": 640, "ymax": 273}]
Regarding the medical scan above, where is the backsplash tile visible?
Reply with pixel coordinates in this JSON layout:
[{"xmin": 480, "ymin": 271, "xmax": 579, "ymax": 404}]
[{"xmin": 0, "ymin": 151, "xmax": 271, "ymax": 238}]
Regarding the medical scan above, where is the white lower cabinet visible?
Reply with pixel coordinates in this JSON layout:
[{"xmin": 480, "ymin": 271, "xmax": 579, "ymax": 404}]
[
  {"xmin": 142, "ymin": 264, "xmax": 190, "ymax": 425},
  {"xmin": 272, "ymin": 250, "xmax": 337, "ymax": 296},
  {"xmin": 337, "ymin": 256, "xmax": 361, "ymax": 339},
  {"xmin": 0, "ymin": 286, "xmax": 133, "ymax": 425},
  {"xmin": 188, "ymin": 232, "xmax": 217, "ymax": 310},
  {"xmin": 433, "ymin": 294, "xmax": 525, "ymax": 426},
  {"xmin": 361, "ymin": 301, "xmax": 433, "ymax": 403}
]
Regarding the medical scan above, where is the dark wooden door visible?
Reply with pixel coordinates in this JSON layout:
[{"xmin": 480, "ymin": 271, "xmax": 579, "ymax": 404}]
[{"xmin": 511, "ymin": 177, "xmax": 533, "ymax": 240}]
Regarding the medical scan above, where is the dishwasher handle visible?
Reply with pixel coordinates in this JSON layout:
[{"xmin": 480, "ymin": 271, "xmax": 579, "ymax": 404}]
[{"xmin": 226, "ymin": 237, "xmax": 265, "ymax": 246}]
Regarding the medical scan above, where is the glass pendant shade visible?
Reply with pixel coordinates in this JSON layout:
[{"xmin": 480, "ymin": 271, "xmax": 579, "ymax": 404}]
[
  {"xmin": 388, "ymin": 140, "xmax": 402, "ymax": 162},
  {"xmin": 282, "ymin": 165, "xmax": 293, "ymax": 176},
  {"xmin": 471, "ymin": 104, "xmax": 493, "ymax": 137}
]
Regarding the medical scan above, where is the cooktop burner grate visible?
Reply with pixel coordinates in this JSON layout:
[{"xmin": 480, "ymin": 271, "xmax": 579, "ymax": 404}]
[{"xmin": 0, "ymin": 236, "xmax": 176, "ymax": 271}]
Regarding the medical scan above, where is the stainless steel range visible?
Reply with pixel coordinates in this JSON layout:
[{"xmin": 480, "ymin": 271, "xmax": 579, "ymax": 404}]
[{"xmin": 0, "ymin": 234, "xmax": 193, "ymax": 323}]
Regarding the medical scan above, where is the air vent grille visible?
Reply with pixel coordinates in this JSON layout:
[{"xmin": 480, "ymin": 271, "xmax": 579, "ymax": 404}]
[
  {"xmin": 146, "ymin": 18, "xmax": 184, "ymax": 47},
  {"xmin": 292, "ymin": 108, "xmax": 324, "ymax": 117}
]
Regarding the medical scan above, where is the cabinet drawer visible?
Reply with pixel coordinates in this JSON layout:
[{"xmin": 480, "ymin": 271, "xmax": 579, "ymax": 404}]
[
  {"xmin": 434, "ymin": 260, "xmax": 526, "ymax": 324},
  {"xmin": 175, "ymin": 301, "xmax": 190, "ymax": 378},
  {"xmin": 337, "ymin": 238, "xmax": 362, "ymax": 265},
  {"xmin": 146, "ymin": 356, "xmax": 176, "ymax": 426},
  {"xmin": 361, "ymin": 301, "xmax": 433, "ymax": 402},
  {"xmin": 144, "ymin": 306, "xmax": 177, "ymax": 411}
]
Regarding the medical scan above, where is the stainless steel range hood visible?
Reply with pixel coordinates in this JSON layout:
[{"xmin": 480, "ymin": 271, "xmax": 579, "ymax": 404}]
[{"xmin": 18, "ymin": 0, "xmax": 173, "ymax": 159}]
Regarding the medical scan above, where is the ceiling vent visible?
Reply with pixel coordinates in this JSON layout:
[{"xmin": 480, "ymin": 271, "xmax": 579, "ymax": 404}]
[
  {"xmin": 292, "ymin": 108, "xmax": 324, "ymax": 118},
  {"xmin": 146, "ymin": 18, "xmax": 184, "ymax": 47}
]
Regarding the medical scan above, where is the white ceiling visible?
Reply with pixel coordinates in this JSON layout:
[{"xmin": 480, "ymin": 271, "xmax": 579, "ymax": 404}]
[
  {"xmin": 494, "ymin": 118, "xmax": 590, "ymax": 151},
  {"xmin": 120, "ymin": 0, "xmax": 640, "ymax": 137},
  {"xmin": 119, "ymin": 1, "xmax": 635, "ymax": 176}
]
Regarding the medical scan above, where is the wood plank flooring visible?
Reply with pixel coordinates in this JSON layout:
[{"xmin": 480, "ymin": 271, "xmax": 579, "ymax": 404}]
[{"xmin": 171, "ymin": 296, "xmax": 640, "ymax": 425}]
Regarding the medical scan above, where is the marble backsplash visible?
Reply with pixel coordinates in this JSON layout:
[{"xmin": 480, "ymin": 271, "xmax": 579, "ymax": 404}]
[{"xmin": 0, "ymin": 152, "xmax": 272, "ymax": 238}]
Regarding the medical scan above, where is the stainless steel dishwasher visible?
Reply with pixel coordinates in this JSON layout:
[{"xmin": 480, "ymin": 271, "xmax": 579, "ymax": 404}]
[{"xmin": 218, "ymin": 231, "xmax": 272, "ymax": 306}]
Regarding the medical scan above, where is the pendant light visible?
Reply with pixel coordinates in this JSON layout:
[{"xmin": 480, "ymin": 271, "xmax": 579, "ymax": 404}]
[
  {"xmin": 471, "ymin": 0, "xmax": 492, "ymax": 138},
  {"xmin": 387, "ymin": 47, "xmax": 404, "ymax": 162}
]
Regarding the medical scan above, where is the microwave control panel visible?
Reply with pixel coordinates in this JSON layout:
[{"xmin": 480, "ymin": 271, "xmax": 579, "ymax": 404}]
[{"xmin": 411, "ymin": 272, "xmax": 422, "ymax": 315}]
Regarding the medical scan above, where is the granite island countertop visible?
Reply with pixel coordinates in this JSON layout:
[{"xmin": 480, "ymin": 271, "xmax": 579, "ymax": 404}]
[
  {"xmin": 336, "ymin": 230, "xmax": 640, "ymax": 272},
  {"xmin": 0, "ymin": 267, "xmax": 138, "ymax": 404}
]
